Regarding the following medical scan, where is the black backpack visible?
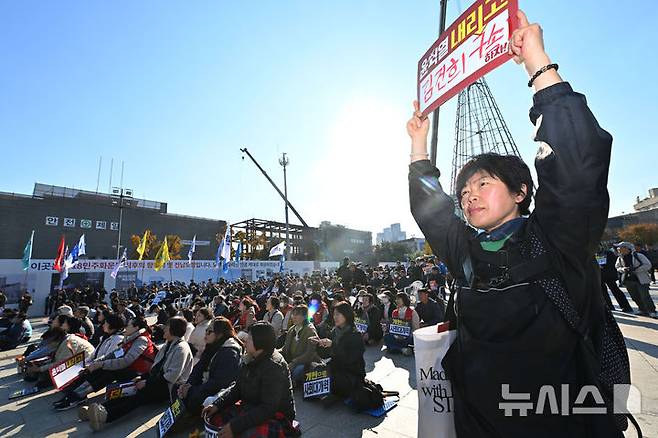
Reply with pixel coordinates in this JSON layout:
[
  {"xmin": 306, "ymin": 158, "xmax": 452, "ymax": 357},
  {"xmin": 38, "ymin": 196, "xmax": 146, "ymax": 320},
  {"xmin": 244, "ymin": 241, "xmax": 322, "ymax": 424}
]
[{"xmin": 350, "ymin": 379, "xmax": 399, "ymax": 411}]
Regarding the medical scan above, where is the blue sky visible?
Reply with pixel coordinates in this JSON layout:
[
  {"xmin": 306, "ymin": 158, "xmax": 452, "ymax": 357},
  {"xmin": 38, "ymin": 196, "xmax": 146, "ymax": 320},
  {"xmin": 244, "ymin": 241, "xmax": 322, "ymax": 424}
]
[{"xmin": 2, "ymin": 1, "xmax": 657, "ymax": 240}]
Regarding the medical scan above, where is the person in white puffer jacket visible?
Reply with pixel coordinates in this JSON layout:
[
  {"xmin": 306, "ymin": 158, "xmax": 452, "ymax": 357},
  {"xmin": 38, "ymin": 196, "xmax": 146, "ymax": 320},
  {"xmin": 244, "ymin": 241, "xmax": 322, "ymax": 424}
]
[{"xmin": 188, "ymin": 308, "xmax": 212, "ymax": 362}]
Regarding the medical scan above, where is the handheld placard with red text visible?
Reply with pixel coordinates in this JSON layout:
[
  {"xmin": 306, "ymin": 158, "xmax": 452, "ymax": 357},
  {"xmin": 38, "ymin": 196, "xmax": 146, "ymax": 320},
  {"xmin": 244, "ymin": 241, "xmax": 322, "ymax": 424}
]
[{"xmin": 417, "ymin": 0, "xmax": 518, "ymax": 116}]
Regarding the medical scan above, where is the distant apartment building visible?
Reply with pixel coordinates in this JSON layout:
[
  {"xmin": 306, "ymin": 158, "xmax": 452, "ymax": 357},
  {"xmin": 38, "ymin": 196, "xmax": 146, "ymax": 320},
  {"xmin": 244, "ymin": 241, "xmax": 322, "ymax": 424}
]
[{"xmin": 376, "ymin": 223, "xmax": 407, "ymax": 244}]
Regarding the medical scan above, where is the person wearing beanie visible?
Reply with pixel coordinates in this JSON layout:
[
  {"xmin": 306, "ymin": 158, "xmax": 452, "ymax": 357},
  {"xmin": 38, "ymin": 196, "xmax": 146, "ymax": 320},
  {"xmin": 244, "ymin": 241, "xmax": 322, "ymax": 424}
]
[{"xmin": 203, "ymin": 322, "xmax": 296, "ymax": 438}]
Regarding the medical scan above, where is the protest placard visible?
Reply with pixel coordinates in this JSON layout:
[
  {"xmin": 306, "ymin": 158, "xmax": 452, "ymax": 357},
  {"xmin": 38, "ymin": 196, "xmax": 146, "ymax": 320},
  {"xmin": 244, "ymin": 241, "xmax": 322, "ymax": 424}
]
[
  {"xmin": 49, "ymin": 352, "xmax": 85, "ymax": 390},
  {"xmin": 354, "ymin": 317, "xmax": 368, "ymax": 334},
  {"xmin": 157, "ymin": 398, "xmax": 185, "ymax": 438},
  {"xmin": 417, "ymin": 0, "xmax": 518, "ymax": 116},
  {"xmin": 389, "ymin": 318, "xmax": 412, "ymax": 338},
  {"xmin": 105, "ymin": 381, "xmax": 138, "ymax": 401},
  {"xmin": 303, "ymin": 369, "xmax": 331, "ymax": 399}
]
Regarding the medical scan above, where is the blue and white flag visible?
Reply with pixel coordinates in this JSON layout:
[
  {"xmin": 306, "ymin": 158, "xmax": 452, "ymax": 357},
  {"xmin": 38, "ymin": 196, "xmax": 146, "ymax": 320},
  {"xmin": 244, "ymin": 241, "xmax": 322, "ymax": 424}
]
[
  {"xmin": 219, "ymin": 228, "xmax": 231, "ymax": 261},
  {"xmin": 269, "ymin": 241, "xmax": 286, "ymax": 258},
  {"xmin": 234, "ymin": 241, "xmax": 242, "ymax": 262},
  {"xmin": 64, "ymin": 234, "xmax": 86, "ymax": 270},
  {"xmin": 279, "ymin": 251, "xmax": 286, "ymax": 273},
  {"xmin": 111, "ymin": 248, "xmax": 127, "ymax": 279},
  {"xmin": 187, "ymin": 235, "xmax": 196, "ymax": 264}
]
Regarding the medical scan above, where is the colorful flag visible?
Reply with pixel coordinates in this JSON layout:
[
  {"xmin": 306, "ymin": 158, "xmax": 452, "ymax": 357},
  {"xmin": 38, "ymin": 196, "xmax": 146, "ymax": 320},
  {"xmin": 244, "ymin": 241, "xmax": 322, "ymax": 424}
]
[
  {"xmin": 53, "ymin": 235, "xmax": 66, "ymax": 272},
  {"xmin": 234, "ymin": 241, "xmax": 242, "ymax": 262},
  {"xmin": 111, "ymin": 248, "xmax": 128, "ymax": 279},
  {"xmin": 154, "ymin": 237, "xmax": 170, "ymax": 272},
  {"xmin": 187, "ymin": 235, "xmax": 196, "ymax": 264},
  {"xmin": 22, "ymin": 230, "xmax": 34, "ymax": 271},
  {"xmin": 61, "ymin": 245, "xmax": 70, "ymax": 282},
  {"xmin": 64, "ymin": 234, "xmax": 86, "ymax": 270},
  {"xmin": 269, "ymin": 241, "xmax": 286, "ymax": 257},
  {"xmin": 136, "ymin": 230, "xmax": 149, "ymax": 261}
]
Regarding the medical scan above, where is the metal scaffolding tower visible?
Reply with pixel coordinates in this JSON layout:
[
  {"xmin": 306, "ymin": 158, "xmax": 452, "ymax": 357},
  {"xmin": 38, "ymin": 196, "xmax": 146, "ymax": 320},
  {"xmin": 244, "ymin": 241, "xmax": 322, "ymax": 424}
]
[{"xmin": 450, "ymin": 77, "xmax": 521, "ymax": 194}]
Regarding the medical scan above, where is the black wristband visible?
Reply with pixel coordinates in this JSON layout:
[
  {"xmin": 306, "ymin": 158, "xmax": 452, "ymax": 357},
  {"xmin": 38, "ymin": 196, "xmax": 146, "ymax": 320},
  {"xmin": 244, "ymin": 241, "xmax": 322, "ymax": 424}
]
[{"xmin": 528, "ymin": 63, "xmax": 559, "ymax": 87}]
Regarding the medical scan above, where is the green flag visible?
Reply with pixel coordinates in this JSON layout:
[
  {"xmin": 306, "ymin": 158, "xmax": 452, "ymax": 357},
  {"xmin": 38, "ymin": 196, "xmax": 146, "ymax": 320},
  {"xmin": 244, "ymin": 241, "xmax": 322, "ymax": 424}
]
[{"xmin": 22, "ymin": 230, "xmax": 34, "ymax": 271}]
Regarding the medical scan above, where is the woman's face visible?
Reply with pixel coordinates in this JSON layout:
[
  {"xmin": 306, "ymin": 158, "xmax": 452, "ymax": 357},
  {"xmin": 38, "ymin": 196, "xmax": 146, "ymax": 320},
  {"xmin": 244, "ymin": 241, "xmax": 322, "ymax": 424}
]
[
  {"xmin": 334, "ymin": 311, "xmax": 346, "ymax": 328},
  {"xmin": 396, "ymin": 298, "xmax": 405, "ymax": 308},
  {"xmin": 102, "ymin": 321, "xmax": 112, "ymax": 334},
  {"xmin": 204, "ymin": 325, "xmax": 218, "ymax": 344},
  {"xmin": 266, "ymin": 299, "xmax": 273, "ymax": 311},
  {"xmin": 62, "ymin": 321, "xmax": 71, "ymax": 332},
  {"xmin": 239, "ymin": 303, "xmax": 246, "ymax": 312}
]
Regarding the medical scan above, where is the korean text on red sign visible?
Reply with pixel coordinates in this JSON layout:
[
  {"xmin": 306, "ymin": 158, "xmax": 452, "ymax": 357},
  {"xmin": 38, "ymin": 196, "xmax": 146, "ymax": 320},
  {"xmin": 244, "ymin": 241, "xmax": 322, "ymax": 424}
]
[{"xmin": 417, "ymin": 0, "xmax": 518, "ymax": 116}]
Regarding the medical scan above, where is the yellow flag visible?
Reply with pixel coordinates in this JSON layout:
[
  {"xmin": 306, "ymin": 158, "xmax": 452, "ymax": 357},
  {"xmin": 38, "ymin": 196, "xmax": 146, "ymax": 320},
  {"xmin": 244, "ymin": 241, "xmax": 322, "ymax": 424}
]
[
  {"xmin": 154, "ymin": 237, "xmax": 170, "ymax": 272},
  {"xmin": 136, "ymin": 230, "xmax": 149, "ymax": 261}
]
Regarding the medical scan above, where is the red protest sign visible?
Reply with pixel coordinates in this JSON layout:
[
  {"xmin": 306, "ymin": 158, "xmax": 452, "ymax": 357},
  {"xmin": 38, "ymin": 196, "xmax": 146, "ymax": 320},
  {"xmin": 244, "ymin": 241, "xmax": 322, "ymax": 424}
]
[{"xmin": 417, "ymin": 0, "xmax": 518, "ymax": 116}]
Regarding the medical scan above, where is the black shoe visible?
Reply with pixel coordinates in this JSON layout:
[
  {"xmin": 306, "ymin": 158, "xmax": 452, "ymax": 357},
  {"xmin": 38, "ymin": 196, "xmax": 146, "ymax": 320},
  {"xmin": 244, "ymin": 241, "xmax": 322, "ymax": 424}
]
[
  {"xmin": 52, "ymin": 395, "xmax": 69, "ymax": 406},
  {"xmin": 54, "ymin": 394, "xmax": 86, "ymax": 411}
]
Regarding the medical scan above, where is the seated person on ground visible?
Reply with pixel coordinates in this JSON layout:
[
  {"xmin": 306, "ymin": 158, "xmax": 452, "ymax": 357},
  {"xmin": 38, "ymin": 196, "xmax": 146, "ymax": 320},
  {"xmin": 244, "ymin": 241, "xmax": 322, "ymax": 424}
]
[
  {"xmin": 85, "ymin": 316, "xmax": 194, "ymax": 431},
  {"xmin": 383, "ymin": 292, "xmax": 420, "ymax": 356},
  {"xmin": 24, "ymin": 324, "xmax": 95, "ymax": 388},
  {"xmin": 176, "ymin": 316, "xmax": 243, "ymax": 415},
  {"xmin": 354, "ymin": 292, "xmax": 384, "ymax": 345},
  {"xmin": 53, "ymin": 313, "xmax": 127, "ymax": 410},
  {"xmin": 0, "ymin": 312, "xmax": 32, "ymax": 351},
  {"xmin": 203, "ymin": 322, "xmax": 296, "ymax": 438},
  {"xmin": 279, "ymin": 305, "xmax": 321, "ymax": 387},
  {"xmin": 311, "ymin": 301, "xmax": 366, "ymax": 399},
  {"xmin": 415, "ymin": 288, "xmax": 445, "ymax": 327}
]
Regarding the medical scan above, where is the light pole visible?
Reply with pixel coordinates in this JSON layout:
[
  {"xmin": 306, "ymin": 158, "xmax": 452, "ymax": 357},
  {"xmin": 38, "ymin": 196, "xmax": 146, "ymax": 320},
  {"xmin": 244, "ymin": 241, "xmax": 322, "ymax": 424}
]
[
  {"xmin": 111, "ymin": 187, "xmax": 133, "ymax": 259},
  {"xmin": 278, "ymin": 153, "xmax": 290, "ymax": 261}
]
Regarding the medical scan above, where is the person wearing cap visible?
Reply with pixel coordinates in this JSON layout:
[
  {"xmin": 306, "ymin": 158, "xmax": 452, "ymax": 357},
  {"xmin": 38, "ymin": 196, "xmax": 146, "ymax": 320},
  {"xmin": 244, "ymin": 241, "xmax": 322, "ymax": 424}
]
[
  {"xmin": 56, "ymin": 305, "xmax": 74, "ymax": 317},
  {"xmin": 75, "ymin": 306, "xmax": 95, "ymax": 339},
  {"xmin": 615, "ymin": 242, "xmax": 656, "ymax": 317},
  {"xmin": 417, "ymin": 288, "xmax": 445, "ymax": 326},
  {"xmin": 203, "ymin": 322, "xmax": 296, "ymax": 438}
]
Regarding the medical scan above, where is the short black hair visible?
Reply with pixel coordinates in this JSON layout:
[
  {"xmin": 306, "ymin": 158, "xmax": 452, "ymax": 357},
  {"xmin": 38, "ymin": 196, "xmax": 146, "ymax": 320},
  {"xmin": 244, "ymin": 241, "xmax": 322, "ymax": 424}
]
[
  {"xmin": 248, "ymin": 322, "xmax": 276, "ymax": 356},
  {"xmin": 455, "ymin": 153, "xmax": 533, "ymax": 216},
  {"xmin": 167, "ymin": 316, "xmax": 188, "ymax": 338},
  {"xmin": 104, "ymin": 313, "xmax": 125, "ymax": 332}
]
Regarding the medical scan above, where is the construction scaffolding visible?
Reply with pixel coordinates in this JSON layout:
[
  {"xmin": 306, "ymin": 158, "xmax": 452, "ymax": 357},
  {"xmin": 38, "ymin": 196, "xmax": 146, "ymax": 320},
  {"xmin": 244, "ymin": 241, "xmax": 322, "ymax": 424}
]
[{"xmin": 450, "ymin": 77, "xmax": 522, "ymax": 194}]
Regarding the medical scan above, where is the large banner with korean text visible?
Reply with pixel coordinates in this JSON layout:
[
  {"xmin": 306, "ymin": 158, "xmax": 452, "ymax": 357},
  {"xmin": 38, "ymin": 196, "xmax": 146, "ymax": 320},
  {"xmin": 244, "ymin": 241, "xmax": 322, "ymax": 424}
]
[{"xmin": 417, "ymin": 0, "xmax": 518, "ymax": 116}]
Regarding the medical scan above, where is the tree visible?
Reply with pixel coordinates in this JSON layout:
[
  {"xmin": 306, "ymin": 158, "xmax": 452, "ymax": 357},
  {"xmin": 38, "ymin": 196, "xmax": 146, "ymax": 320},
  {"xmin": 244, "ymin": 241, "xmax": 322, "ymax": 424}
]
[
  {"xmin": 617, "ymin": 223, "xmax": 658, "ymax": 247},
  {"xmin": 372, "ymin": 241, "xmax": 410, "ymax": 263},
  {"xmin": 129, "ymin": 230, "xmax": 158, "ymax": 259},
  {"xmin": 130, "ymin": 232, "xmax": 183, "ymax": 260}
]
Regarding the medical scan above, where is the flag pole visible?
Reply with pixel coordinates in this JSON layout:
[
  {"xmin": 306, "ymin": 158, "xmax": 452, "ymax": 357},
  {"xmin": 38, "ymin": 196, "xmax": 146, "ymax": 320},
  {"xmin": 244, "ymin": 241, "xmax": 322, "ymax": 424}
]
[{"xmin": 169, "ymin": 263, "xmax": 173, "ymax": 283}]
